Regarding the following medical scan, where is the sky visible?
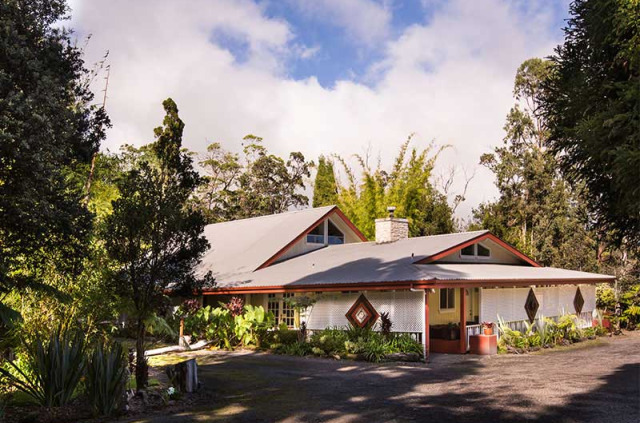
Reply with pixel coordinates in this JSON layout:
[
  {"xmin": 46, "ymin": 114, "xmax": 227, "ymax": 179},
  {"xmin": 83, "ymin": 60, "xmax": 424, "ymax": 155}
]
[{"xmin": 68, "ymin": 0, "xmax": 571, "ymax": 221}]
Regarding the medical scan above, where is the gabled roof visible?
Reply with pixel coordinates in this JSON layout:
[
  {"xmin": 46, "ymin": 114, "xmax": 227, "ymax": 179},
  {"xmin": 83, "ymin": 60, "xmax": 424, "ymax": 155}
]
[{"xmin": 196, "ymin": 206, "xmax": 364, "ymax": 281}]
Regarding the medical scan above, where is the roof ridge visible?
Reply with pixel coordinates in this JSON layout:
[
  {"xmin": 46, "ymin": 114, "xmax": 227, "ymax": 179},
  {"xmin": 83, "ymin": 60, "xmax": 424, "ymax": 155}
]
[{"xmin": 204, "ymin": 205, "xmax": 336, "ymax": 227}]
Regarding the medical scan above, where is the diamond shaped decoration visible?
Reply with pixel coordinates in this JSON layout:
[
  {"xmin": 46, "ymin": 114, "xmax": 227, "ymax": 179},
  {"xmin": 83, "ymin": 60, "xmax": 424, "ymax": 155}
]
[
  {"xmin": 574, "ymin": 287, "xmax": 584, "ymax": 315},
  {"xmin": 346, "ymin": 294, "xmax": 379, "ymax": 328},
  {"xmin": 524, "ymin": 288, "xmax": 539, "ymax": 323}
]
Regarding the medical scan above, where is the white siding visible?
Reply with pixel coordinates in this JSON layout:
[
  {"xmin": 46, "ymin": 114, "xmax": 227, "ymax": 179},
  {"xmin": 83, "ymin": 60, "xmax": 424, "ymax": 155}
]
[
  {"xmin": 437, "ymin": 238, "xmax": 524, "ymax": 265},
  {"xmin": 307, "ymin": 290, "xmax": 424, "ymax": 333},
  {"xmin": 480, "ymin": 284, "xmax": 597, "ymax": 323}
]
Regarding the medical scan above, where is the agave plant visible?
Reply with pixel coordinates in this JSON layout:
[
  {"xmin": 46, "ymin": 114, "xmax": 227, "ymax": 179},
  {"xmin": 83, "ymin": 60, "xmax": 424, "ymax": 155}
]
[
  {"xmin": 85, "ymin": 341, "xmax": 129, "ymax": 416},
  {"xmin": 0, "ymin": 329, "xmax": 86, "ymax": 407}
]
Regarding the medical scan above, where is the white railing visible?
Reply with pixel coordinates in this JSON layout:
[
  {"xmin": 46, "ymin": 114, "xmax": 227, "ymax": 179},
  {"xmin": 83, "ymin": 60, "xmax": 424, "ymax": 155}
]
[{"xmin": 465, "ymin": 324, "xmax": 482, "ymax": 351}]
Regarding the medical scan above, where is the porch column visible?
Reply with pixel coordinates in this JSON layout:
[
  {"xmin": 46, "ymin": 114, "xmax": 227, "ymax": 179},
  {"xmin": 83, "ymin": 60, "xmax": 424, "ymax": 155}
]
[
  {"xmin": 459, "ymin": 287, "xmax": 467, "ymax": 353},
  {"xmin": 424, "ymin": 290, "xmax": 430, "ymax": 361}
]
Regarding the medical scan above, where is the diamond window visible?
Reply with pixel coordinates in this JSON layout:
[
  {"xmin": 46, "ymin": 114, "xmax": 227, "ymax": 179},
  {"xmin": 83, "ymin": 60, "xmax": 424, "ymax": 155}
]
[
  {"xmin": 524, "ymin": 288, "xmax": 540, "ymax": 323},
  {"xmin": 574, "ymin": 287, "xmax": 584, "ymax": 315}
]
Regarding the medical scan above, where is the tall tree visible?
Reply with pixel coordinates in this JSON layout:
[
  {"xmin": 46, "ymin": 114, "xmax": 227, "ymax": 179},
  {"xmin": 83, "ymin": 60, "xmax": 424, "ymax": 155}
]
[
  {"xmin": 195, "ymin": 136, "xmax": 313, "ymax": 222},
  {"xmin": 312, "ymin": 155, "xmax": 339, "ymax": 207},
  {"xmin": 0, "ymin": 0, "xmax": 108, "ymax": 325},
  {"xmin": 335, "ymin": 137, "xmax": 454, "ymax": 239},
  {"xmin": 472, "ymin": 58, "xmax": 596, "ymax": 270},
  {"xmin": 541, "ymin": 0, "xmax": 640, "ymax": 244},
  {"xmin": 103, "ymin": 99, "xmax": 208, "ymax": 390}
]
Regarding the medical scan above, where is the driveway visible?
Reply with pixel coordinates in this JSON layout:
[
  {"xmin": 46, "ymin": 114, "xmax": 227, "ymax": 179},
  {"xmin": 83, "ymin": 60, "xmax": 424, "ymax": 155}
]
[{"xmin": 135, "ymin": 332, "xmax": 640, "ymax": 423}]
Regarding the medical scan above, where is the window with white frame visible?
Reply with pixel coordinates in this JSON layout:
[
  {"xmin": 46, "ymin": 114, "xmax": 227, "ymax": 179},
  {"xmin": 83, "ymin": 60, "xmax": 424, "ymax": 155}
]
[
  {"xmin": 267, "ymin": 293, "xmax": 296, "ymax": 328},
  {"xmin": 440, "ymin": 288, "xmax": 455, "ymax": 311},
  {"xmin": 460, "ymin": 243, "xmax": 491, "ymax": 258}
]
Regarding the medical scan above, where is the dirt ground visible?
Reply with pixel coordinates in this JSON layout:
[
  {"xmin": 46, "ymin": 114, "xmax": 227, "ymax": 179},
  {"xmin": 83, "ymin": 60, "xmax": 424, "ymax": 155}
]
[{"xmin": 131, "ymin": 332, "xmax": 640, "ymax": 423}]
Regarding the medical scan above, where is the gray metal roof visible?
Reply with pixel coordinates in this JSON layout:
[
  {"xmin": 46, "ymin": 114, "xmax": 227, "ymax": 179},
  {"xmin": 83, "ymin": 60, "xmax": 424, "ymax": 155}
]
[
  {"xmin": 195, "ymin": 207, "xmax": 613, "ymax": 290},
  {"xmin": 196, "ymin": 206, "xmax": 336, "ymax": 280}
]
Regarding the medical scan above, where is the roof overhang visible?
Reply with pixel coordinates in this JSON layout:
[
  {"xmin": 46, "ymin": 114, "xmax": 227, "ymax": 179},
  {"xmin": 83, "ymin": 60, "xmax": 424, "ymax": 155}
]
[{"xmin": 202, "ymin": 276, "xmax": 615, "ymax": 295}]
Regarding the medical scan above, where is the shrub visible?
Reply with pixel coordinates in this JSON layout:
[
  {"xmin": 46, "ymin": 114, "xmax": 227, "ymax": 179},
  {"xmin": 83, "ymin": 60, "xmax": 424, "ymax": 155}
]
[
  {"xmin": 623, "ymin": 305, "xmax": 640, "ymax": 329},
  {"xmin": 557, "ymin": 314, "xmax": 583, "ymax": 342},
  {"xmin": 276, "ymin": 342, "xmax": 313, "ymax": 356},
  {"xmin": 344, "ymin": 324, "xmax": 374, "ymax": 343},
  {"xmin": 390, "ymin": 334, "xmax": 423, "ymax": 356},
  {"xmin": 234, "ymin": 305, "xmax": 274, "ymax": 346},
  {"xmin": 310, "ymin": 328, "xmax": 348, "ymax": 356},
  {"xmin": 226, "ymin": 296, "xmax": 245, "ymax": 317},
  {"xmin": 362, "ymin": 339, "xmax": 389, "ymax": 363},
  {"xmin": 0, "ymin": 329, "xmax": 86, "ymax": 407},
  {"xmin": 85, "ymin": 341, "xmax": 128, "ymax": 416}
]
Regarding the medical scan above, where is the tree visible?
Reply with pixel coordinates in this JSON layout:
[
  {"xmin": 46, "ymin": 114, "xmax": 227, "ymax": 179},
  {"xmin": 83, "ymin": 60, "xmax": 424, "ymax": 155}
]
[
  {"xmin": 472, "ymin": 58, "xmax": 597, "ymax": 270},
  {"xmin": 195, "ymin": 136, "xmax": 313, "ymax": 222},
  {"xmin": 0, "ymin": 0, "xmax": 109, "ymax": 325},
  {"xmin": 541, "ymin": 0, "xmax": 640, "ymax": 245},
  {"xmin": 312, "ymin": 156, "xmax": 339, "ymax": 207},
  {"xmin": 334, "ymin": 136, "xmax": 454, "ymax": 239},
  {"xmin": 103, "ymin": 99, "xmax": 209, "ymax": 390}
]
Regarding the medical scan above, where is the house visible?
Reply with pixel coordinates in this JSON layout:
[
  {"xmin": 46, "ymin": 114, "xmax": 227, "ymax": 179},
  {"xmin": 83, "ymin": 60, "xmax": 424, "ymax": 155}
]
[{"xmin": 195, "ymin": 205, "xmax": 614, "ymax": 355}]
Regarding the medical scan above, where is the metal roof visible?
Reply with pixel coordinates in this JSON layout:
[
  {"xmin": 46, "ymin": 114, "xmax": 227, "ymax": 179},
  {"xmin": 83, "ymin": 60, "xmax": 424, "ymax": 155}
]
[{"xmin": 196, "ymin": 206, "xmax": 335, "ymax": 280}]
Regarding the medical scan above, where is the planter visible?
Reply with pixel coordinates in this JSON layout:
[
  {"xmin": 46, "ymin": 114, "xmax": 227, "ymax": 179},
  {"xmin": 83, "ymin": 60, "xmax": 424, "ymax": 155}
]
[{"xmin": 483, "ymin": 328, "xmax": 493, "ymax": 336}]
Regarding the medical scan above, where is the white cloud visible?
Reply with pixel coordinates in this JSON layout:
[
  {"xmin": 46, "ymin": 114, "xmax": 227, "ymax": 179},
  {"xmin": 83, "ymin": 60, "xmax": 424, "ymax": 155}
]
[
  {"xmin": 70, "ymin": 0, "xmax": 562, "ymax": 220},
  {"xmin": 292, "ymin": 0, "xmax": 391, "ymax": 46}
]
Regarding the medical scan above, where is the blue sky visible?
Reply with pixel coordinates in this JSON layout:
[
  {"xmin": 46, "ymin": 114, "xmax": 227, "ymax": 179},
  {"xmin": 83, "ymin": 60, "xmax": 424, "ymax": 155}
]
[{"xmin": 70, "ymin": 0, "xmax": 571, "ymax": 220}]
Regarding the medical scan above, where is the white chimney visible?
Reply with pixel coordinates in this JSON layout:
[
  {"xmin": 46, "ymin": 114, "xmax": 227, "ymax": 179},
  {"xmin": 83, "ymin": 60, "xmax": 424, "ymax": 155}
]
[{"xmin": 375, "ymin": 206, "xmax": 409, "ymax": 243}]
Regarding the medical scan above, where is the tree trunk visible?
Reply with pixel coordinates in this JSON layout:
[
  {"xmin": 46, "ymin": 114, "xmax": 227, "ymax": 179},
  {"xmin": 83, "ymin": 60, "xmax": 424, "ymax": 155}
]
[{"xmin": 136, "ymin": 318, "xmax": 148, "ymax": 392}]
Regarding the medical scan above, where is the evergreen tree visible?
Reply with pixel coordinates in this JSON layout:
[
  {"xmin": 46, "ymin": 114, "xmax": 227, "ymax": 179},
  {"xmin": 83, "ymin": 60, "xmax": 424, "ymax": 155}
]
[
  {"xmin": 541, "ymin": 0, "xmax": 640, "ymax": 244},
  {"xmin": 312, "ymin": 156, "xmax": 339, "ymax": 207},
  {"xmin": 0, "ymin": 0, "xmax": 109, "ymax": 325},
  {"xmin": 103, "ymin": 99, "xmax": 208, "ymax": 391},
  {"xmin": 472, "ymin": 58, "xmax": 596, "ymax": 270}
]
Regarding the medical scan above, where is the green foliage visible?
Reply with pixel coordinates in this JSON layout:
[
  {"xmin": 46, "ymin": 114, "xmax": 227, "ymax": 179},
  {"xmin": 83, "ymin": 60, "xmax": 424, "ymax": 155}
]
[
  {"xmin": 0, "ymin": 0, "xmax": 109, "ymax": 327},
  {"xmin": 541, "ymin": 0, "xmax": 640, "ymax": 244},
  {"xmin": 103, "ymin": 98, "xmax": 209, "ymax": 390},
  {"xmin": 0, "ymin": 329, "xmax": 86, "ymax": 407},
  {"xmin": 196, "ymin": 137, "xmax": 313, "ymax": 222},
  {"xmin": 557, "ymin": 314, "xmax": 583, "ymax": 342},
  {"xmin": 472, "ymin": 58, "xmax": 597, "ymax": 270},
  {"xmin": 334, "ymin": 135, "xmax": 454, "ymax": 239},
  {"xmin": 85, "ymin": 342, "xmax": 128, "ymax": 416},
  {"xmin": 274, "ymin": 341, "xmax": 313, "ymax": 356},
  {"xmin": 313, "ymin": 155, "xmax": 339, "ymax": 207},
  {"xmin": 623, "ymin": 305, "xmax": 640, "ymax": 328},
  {"xmin": 184, "ymin": 305, "xmax": 275, "ymax": 349},
  {"xmin": 310, "ymin": 328, "xmax": 349, "ymax": 356},
  {"xmin": 361, "ymin": 338, "xmax": 389, "ymax": 363}
]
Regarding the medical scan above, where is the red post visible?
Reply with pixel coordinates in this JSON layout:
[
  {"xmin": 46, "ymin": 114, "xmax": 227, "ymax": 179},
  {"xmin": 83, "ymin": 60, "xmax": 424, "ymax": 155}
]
[
  {"xmin": 424, "ymin": 290, "xmax": 430, "ymax": 361},
  {"xmin": 459, "ymin": 287, "xmax": 467, "ymax": 353}
]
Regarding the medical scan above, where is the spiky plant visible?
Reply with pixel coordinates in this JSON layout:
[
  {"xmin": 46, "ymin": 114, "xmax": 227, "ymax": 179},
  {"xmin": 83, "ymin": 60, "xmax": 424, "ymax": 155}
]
[{"xmin": 85, "ymin": 342, "xmax": 129, "ymax": 416}]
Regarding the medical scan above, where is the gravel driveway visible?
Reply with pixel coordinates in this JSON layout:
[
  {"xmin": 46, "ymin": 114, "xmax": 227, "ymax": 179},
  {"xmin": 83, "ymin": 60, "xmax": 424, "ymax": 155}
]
[{"xmin": 135, "ymin": 332, "xmax": 640, "ymax": 423}]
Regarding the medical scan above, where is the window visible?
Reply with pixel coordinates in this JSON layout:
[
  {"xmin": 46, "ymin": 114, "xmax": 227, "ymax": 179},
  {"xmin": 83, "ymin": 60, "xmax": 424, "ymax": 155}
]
[
  {"xmin": 440, "ymin": 288, "xmax": 455, "ymax": 310},
  {"xmin": 461, "ymin": 245, "xmax": 475, "ymax": 256},
  {"xmin": 267, "ymin": 293, "xmax": 296, "ymax": 328},
  {"xmin": 477, "ymin": 244, "xmax": 491, "ymax": 257},
  {"xmin": 306, "ymin": 223, "xmax": 324, "ymax": 244},
  {"xmin": 327, "ymin": 220, "xmax": 344, "ymax": 245},
  {"xmin": 459, "ymin": 243, "xmax": 491, "ymax": 258}
]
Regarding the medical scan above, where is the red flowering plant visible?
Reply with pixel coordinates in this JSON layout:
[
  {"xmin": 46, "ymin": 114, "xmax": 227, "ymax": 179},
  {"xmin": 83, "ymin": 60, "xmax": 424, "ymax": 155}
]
[
  {"xmin": 482, "ymin": 321, "xmax": 494, "ymax": 330},
  {"xmin": 177, "ymin": 298, "xmax": 201, "ymax": 317},
  {"xmin": 226, "ymin": 296, "xmax": 245, "ymax": 317}
]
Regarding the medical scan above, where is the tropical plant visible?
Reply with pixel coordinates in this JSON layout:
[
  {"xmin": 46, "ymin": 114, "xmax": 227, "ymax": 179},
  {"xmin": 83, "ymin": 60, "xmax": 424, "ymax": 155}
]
[
  {"xmin": 0, "ymin": 329, "xmax": 86, "ymax": 407},
  {"xmin": 557, "ymin": 314, "xmax": 583, "ymax": 342},
  {"xmin": 623, "ymin": 305, "xmax": 640, "ymax": 329},
  {"xmin": 85, "ymin": 341, "xmax": 129, "ymax": 416},
  {"xmin": 310, "ymin": 328, "xmax": 349, "ymax": 356},
  {"xmin": 226, "ymin": 297, "xmax": 245, "ymax": 317},
  {"xmin": 362, "ymin": 339, "xmax": 390, "ymax": 363},
  {"xmin": 389, "ymin": 334, "xmax": 423, "ymax": 356},
  {"xmin": 379, "ymin": 312, "xmax": 392, "ymax": 338},
  {"xmin": 233, "ymin": 305, "xmax": 274, "ymax": 346}
]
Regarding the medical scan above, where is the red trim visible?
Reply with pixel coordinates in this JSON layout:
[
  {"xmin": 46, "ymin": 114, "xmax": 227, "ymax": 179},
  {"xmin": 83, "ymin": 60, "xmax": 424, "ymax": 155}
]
[
  {"xmin": 256, "ymin": 206, "xmax": 367, "ymax": 271},
  {"xmin": 459, "ymin": 287, "xmax": 466, "ymax": 353},
  {"xmin": 424, "ymin": 290, "xmax": 430, "ymax": 361},
  {"xmin": 415, "ymin": 232, "xmax": 541, "ymax": 267},
  {"xmin": 202, "ymin": 276, "xmax": 614, "ymax": 295}
]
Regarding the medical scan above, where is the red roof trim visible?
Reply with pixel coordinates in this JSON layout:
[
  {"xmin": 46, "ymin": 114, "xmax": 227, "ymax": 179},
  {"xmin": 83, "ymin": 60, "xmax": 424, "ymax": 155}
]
[
  {"xmin": 414, "ymin": 232, "xmax": 541, "ymax": 267},
  {"xmin": 256, "ymin": 206, "xmax": 367, "ymax": 271},
  {"xmin": 202, "ymin": 275, "xmax": 614, "ymax": 295}
]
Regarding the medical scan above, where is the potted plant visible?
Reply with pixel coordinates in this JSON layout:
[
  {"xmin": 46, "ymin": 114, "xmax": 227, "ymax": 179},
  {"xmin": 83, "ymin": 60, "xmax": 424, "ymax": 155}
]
[{"xmin": 482, "ymin": 321, "xmax": 494, "ymax": 335}]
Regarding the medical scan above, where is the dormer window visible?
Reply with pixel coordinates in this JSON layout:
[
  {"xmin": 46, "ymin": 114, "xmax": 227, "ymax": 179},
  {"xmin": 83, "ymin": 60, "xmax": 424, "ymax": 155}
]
[
  {"xmin": 306, "ymin": 219, "xmax": 345, "ymax": 245},
  {"xmin": 460, "ymin": 243, "xmax": 491, "ymax": 258},
  {"xmin": 307, "ymin": 223, "xmax": 324, "ymax": 244}
]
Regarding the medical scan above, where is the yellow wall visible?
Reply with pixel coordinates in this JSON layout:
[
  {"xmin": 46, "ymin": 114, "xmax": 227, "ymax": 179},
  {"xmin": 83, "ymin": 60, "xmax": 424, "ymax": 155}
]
[{"xmin": 428, "ymin": 288, "xmax": 461, "ymax": 325}]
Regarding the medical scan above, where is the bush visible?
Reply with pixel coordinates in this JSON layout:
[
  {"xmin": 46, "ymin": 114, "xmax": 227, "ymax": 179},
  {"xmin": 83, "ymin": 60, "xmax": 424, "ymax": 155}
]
[
  {"xmin": 85, "ymin": 341, "xmax": 128, "ymax": 416},
  {"xmin": 275, "ymin": 342, "xmax": 313, "ymax": 356},
  {"xmin": 557, "ymin": 314, "xmax": 583, "ymax": 342},
  {"xmin": 310, "ymin": 328, "xmax": 348, "ymax": 356},
  {"xmin": 362, "ymin": 339, "xmax": 390, "ymax": 363},
  {"xmin": 234, "ymin": 305, "xmax": 274, "ymax": 347},
  {"xmin": 0, "ymin": 329, "xmax": 86, "ymax": 407}
]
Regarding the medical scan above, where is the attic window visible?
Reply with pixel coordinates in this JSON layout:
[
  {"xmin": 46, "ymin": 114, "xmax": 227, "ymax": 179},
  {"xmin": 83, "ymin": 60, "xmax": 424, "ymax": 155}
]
[
  {"xmin": 327, "ymin": 220, "xmax": 344, "ymax": 245},
  {"xmin": 460, "ymin": 243, "xmax": 491, "ymax": 258},
  {"xmin": 307, "ymin": 223, "xmax": 324, "ymax": 244}
]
